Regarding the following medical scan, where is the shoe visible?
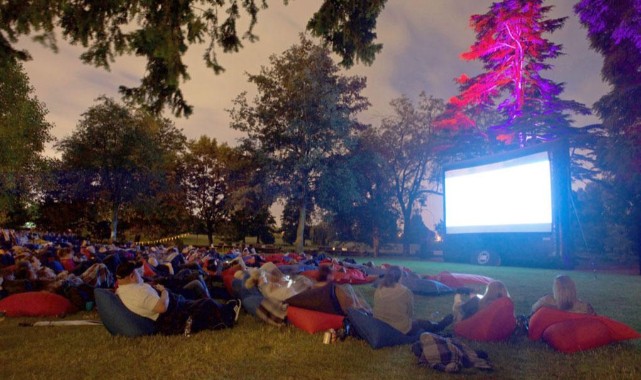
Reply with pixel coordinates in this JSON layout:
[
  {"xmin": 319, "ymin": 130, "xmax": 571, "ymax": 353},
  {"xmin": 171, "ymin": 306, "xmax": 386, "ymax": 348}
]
[{"xmin": 227, "ymin": 299, "xmax": 242, "ymax": 322}]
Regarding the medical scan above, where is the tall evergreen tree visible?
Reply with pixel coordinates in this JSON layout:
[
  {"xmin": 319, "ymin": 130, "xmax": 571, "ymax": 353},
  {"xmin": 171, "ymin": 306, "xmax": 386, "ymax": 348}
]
[
  {"xmin": 575, "ymin": 0, "xmax": 641, "ymax": 269},
  {"xmin": 436, "ymin": 0, "xmax": 589, "ymax": 147}
]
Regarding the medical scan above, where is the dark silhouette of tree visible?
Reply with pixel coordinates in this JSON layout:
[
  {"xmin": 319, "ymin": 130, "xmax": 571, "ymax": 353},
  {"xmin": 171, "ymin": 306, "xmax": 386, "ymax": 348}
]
[
  {"xmin": 57, "ymin": 97, "xmax": 185, "ymax": 242},
  {"xmin": 0, "ymin": 0, "xmax": 386, "ymax": 117},
  {"xmin": 575, "ymin": 0, "xmax": 641, "ymax": 271}
]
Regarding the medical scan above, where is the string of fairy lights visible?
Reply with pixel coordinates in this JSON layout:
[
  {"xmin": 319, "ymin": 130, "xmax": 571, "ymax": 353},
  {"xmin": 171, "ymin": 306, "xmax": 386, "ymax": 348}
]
[{"xmin": 138, "ymin": 233, "xmax": 191, "ymax": 246}]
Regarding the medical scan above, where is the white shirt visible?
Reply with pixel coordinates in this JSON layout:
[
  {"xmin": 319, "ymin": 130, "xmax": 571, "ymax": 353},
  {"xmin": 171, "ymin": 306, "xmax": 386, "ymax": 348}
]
[{"xmin": 116, "ymin": 283, "xmax": 161, "ymax": 321}]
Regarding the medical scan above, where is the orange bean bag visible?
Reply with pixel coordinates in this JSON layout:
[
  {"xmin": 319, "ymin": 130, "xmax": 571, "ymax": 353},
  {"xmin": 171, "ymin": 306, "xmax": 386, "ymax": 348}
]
[
  {"xmin": 528, "ymin": 307, "xmax": 640, "ymax": 353},
  {"xmin": 287, "ymin": 306, "xmax": 344, "ymax": 334},
  {"xmin": 453, "ymin": 297, "xmax": 516, "ymax": 341},
  {"xmin": 0, "ymin": 291, "xmax": 78, "ymax": 317}
]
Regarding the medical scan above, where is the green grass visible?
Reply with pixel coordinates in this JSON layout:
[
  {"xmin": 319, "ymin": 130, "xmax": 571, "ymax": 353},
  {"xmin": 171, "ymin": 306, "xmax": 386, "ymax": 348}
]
[{"xmin": 1, "ymin": 258, "xmax": 640, "ymax": 379}]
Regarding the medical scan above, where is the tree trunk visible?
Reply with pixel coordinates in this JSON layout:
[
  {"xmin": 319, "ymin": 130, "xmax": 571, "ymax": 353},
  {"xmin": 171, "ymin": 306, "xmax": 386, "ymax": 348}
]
[
  {"xmin": 294, "ymin": 202, "xmax": 307, "ymax": 254},
  {"xmin": 110, "ymin": 204, "xmax": 119, "ymax": 243},
  {"xmin": 372, "ymin": 226, "xmax": 380, "ymax": 257},
  {"xmin": 206, "ymin": 221, "xmax": 214, "ymax": 246},
  {"xmin": 402, "ymin": 210, "xmax": 411, "ymax": 256}
]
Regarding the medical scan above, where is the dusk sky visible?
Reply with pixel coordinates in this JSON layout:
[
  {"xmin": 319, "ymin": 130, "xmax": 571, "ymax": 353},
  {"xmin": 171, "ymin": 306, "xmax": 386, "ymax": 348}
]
[
  {"xmin": 15, "ymin": 1, "xmax": 609, "ymax": 227},
  {"xmin": 17, "ymin": 0, "xmax": 608, "ymax": 160}
]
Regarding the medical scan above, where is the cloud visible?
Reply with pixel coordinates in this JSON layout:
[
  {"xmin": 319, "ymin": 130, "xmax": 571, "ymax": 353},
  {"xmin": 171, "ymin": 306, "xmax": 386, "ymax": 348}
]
[{"xmin": 17, "ymin": 0, "xmax": 607, "ymax": 156}]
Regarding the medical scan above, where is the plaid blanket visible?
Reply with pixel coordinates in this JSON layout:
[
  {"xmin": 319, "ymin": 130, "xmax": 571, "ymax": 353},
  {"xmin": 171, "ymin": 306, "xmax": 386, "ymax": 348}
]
[
  {"xmin": 256, "ymin": 297, "xmax": 288, "ymax": 326},
  {"xmin": 413, "ymin": 332, "xmax": 493, "ymax": 373}
]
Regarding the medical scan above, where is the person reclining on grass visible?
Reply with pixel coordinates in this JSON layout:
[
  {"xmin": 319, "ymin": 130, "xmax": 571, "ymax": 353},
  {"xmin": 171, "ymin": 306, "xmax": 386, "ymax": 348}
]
[
  {"xmin": 373, "ymin": 266, "xmax": 453, "ymax": 336},
  {"xmin": 115, "ymin": 260, "xmax": 241, "ymax": 335},
  {"xmin": 531, "ymin": 274, "xmax": 595, "ymax": 315},
  {"xmin": 311, "ymin": 265, "xmax": 371, "ymax": 314},
  {"xmin": 451, "ymin": 280, "xmax": 511, "ymax": 322}
]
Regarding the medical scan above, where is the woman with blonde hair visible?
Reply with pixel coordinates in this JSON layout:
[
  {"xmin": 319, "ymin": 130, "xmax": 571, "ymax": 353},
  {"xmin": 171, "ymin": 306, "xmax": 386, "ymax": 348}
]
[
  {"xmin": 452, "ymin": 280, "xmax": 510, "ymax": 322},
  {"xmin": 531, "ymin": 275, "xmax": 595, "ymax": 315}
]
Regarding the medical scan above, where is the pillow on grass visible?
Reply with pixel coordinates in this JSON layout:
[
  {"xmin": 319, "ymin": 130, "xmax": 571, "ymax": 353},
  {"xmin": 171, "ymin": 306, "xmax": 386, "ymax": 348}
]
[
  {"xmin": 0, "ymin": 291, "xmax": 77, "ymax": 317},
  {"xmin": 428, "ymin": 272, "xmax": 494, "ymax": 289},
  {"xmin": 346, "ymin": 308, "xmax": 419, "ymax": 349},
  {"xmin": 454, "ymin": 297, "xmax": 516, "ymax": 341},
  {"xmin": 542, "ymin": 319, "xmax": 613, "ymax": 353},
  {"xmin": 529, "ymin": 307, "xmax": 640, "ymax": 352},
  {"xmin": 94, "ymin": 288, "xmax": 155, "ymax": 337},
  {"xmin": 287, "ymin": 306, "xmax": 344, "ymax": 334}
]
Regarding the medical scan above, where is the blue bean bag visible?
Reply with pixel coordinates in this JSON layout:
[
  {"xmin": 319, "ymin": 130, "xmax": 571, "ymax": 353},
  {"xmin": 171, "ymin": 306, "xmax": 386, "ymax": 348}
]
[
  {"xmin": 94, "ymin": 288, "xmax": 156, "ymax": 337},
  {"xmin": 347, "ymin": 308, "xmax": 420, "ymax": 349}
]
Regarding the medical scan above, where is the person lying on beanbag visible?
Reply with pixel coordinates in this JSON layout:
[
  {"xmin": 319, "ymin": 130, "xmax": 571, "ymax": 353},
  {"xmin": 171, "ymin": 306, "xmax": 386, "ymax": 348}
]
[{"xmin": 453, "ymin": 280, "xmax": 510, "ymax": 322}]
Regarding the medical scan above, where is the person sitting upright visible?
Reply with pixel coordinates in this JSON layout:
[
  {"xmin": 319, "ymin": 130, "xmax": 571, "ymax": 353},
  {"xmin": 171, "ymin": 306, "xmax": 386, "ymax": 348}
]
[
  {"xmin": 531, "ymin": 274, "xmax": 595, "ymax": 315},
  {"xmin": 452, "ymin": 280, "xmax": 510, "ymax": 322},
  {"xmin": 373, "ymin": 265, "xmax": 452, "ymax": 336}
]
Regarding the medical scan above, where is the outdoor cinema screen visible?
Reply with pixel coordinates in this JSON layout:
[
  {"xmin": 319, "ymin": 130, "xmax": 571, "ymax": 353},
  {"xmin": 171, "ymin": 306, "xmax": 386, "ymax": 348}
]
[{"xmin": 444, "ymin": 150, "xmax": 553, "ymax": 234}]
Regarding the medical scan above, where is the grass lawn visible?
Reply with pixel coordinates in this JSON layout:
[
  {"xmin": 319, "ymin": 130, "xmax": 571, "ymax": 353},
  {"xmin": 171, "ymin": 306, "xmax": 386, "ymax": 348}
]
[{"xmin": 1, "ymin": 258, "xmax": 640, "ymax": 379}]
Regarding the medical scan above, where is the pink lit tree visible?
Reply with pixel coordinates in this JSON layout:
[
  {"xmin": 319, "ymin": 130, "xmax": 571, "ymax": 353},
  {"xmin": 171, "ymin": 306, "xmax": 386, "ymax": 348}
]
[{"xmin": 435, "ymin": 0, "xmax": 589, "ymax": 148}]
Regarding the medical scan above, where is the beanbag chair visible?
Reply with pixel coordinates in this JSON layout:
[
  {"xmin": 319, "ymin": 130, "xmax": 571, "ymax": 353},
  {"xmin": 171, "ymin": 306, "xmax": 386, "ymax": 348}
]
[
  {"xmin": 542, "ymin": 319, "xmax": 614, "ymax": 353},
  {"xmin": 453, "ymin": 297, "xmax": 516, "ymax": 341},
  {"xmin": 528, "ymin": 307, "xmax": 640, "ymax": 353},
  {"xmin": 222, "ymin": 266, "xmax": 242, "ymax": 297},
  {"xmin": 333, "ymin": 268, "xmax": 377, "ymax": 285},
  {"xmin": 428, "ymin": 272, "xmax": 494, "ymax": 289},
  {"xmin": 0, "ymin": 291, "xmax": 78, "ymax": 317},
  {"xmin": 286, "ymin": 284, "xmax": 343, "ymax": 315},
  {"xmin": 401, "ymin": 277, "xmax": 453, "ymax": 296},
  {"xmin": 94, "ymin": 288, "xmax": 156, "ymax": 337},
  {"xmin": 287, "ymin": 306, "xmax": 344, "ymax": 334},
  {"xmin": 346, "ymin": 308, "xmax": 419, "ymax": 349}
]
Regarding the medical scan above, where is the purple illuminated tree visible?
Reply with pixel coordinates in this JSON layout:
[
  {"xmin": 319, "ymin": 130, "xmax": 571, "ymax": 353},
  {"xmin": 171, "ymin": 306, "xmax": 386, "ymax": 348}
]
[
  {"xmin": 575, "ymin": 0, "xmax": 641, "ymax": 268},
  {"xmin": 435, "ymin": 0, "xmax": 589, "ymax": 147}
]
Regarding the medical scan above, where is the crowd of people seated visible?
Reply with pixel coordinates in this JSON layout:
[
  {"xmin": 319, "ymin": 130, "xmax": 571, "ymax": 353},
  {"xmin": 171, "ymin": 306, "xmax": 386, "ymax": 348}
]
[{"xmin": 0, "ymin": 228, "xmax": 614, "ymax": 351}]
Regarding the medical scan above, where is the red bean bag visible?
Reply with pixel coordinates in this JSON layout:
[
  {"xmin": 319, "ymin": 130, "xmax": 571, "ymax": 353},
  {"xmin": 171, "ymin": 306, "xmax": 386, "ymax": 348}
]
[
  {"xmin": 333, "ymin": 268, "xmax": 376, "ymax": 285},
  {"xmin": 542, "ymin": 319, "xmax": 613, "ymax": 353},
  {"xmin": 0, "ymin": 291, "xmax": 78, "ymax": 317},
  {"xmin": 264, "ymin": 254, "xmax": 286, "ymax": 264},
  {"xmin": 301, "ymin": 268, "xmax": 377, "ymax": 285},
  {"xmin": 287, "ymin": 306, "xmax": 344, "ymax": 334},
  {"xmin": 453, "ymin": 297, "xmax": 516, "ymax": 341},
  {"xmin": 301, "ymin": 269, "xmax": 320, "ymax": 281},
  {"xmin": 142, "ymin": 260, "xmax": 157, "ymax": 277},
  {"xmin": 428, "ymin": 271, "xmax": 494, "ymax": 289},
  {"xmin": 528, "ymin": 307, "xmax": 640, "ymax": 353},
  {"xmin": 222, "ymin": 266, "xmax": 242, "ymax": 296}
]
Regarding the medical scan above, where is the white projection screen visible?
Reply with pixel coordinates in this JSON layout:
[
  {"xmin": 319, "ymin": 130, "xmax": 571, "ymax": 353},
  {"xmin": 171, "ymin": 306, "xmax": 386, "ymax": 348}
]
[{"xmin": 444, "ymin": 151, "xmax": 553, "ymax": 234}]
